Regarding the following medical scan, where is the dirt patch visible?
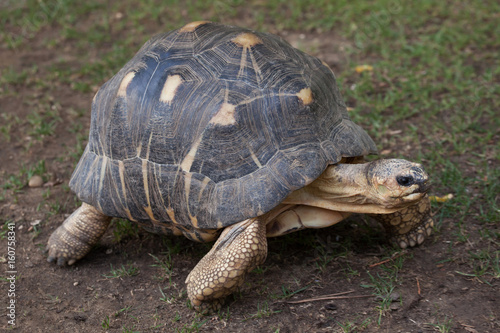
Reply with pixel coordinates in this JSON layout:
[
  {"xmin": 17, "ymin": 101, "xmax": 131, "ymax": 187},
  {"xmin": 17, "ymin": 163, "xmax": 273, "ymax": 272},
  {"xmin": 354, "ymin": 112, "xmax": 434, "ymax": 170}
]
[{"xmin": 1, "ymin": 19, "xmax": 499, "ymax": 333}]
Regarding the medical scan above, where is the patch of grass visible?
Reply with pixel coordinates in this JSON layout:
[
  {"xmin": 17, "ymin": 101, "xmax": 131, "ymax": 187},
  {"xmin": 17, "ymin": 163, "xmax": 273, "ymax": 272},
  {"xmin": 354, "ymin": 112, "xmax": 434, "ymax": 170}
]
[
  {"xmin": 361, "ymin": 254, "xmax": 406, "ymax": 325},
  {"xmin": 216, "ymin": 307, "xmax": 231, "ymax": 322},
  {"xmin": 160, "ymin": 236, "xmax": 184, "ymax": 256},
  {"xmin": 75, "ymin": 43, "xmax": 137, "ymax": 86},
  {"xmin": 42, "ymin": 187, "xmax": 51, "ymax": 200},
  {"xmin": 103, "ymin": 263, "xmax": 140, "ymax": 279},
  {"xmin": 274, "ymin": 283, "xmax": 311, "ymax": 300},
  {"xmin": 425, "ymin": 316, "xmax": 454, "ymax": 333},
  {"xmin": 101, "ymin": 315, "xmax": 110, "ymax": 330},
  {"xmin": 340, "ymin": 263, "xmax": 360, "ymax": 282},
  {"xmin": 243, "ymin": 301, "xmax": 282, "ymax": 321},
  {"xmin": 67, "ymin": 132, "xmax": 88, "ymax": 165},
  {"xmin": 171, "ymin": 311, "xmax": 181, "ymax": 323},
  {"xmin": 112, "ymin": 218, "xmax": 140, "ymax": 242},
  {"xmin": 0, "ymin": 220, "xmax": 14, "ymax": 239},
  {"xmin": 46, "ymin": 201, "xmax": 63, "ymax": 216},
  {"xmin": 149, "ymin": 309, "xmax": 164, "ymax": 329},
  {"xmin": 1, "ymin": 0, "xmax": 104, "ymax": 48},
  {"xmin": 456, "ymin": 247, "xmax": 500, "ymax": 285},
  {"xmin": 0, "ymin": 121, "xmax": 12, "ymax": 143},
  {"xmin": 362, "ymin": 271, "xmax": 398, "ymax": 325},
  {"xmin": 29, "ymin": 221, "xmax": 42, "ymax": 240},
  {"xmin": 476, "ymin": 166, "xmax": 500, "ymax": 224},
  {"xmin": 121, "ymin": 325, "xmax": 139, "ymax": 333},
  {"xmin": 337, "ymin": 317, "xmax": 372, "ymax": 333},
  {"xmin": 1, "ymin": 160, "xmax": 47, "ymax": 192},
  {"xmin": 1, "ymin": 174, "xmax": 26, "ymax": 193},
  {"xmin": 26, "ymin": 108, "xmax": 61, "ymax": 142},
  {"xmin": 150, "ymin": 253, "xmax": 174, "ymax": 284},
  {"xmin": 158, "ymin": 285, "xmax": 179, "ymax": 304},
  {"xmin": 114, "ymin": 305, "xmax": 132, "ymax": 317},
  {"xmin": 67, "ymin": 121, "xmax": 83, "ymax": 134},
  {"xmin": 0, "ymin": 66, "xmax": 29, "ymax": 87},
  {"xmin": 174, "ymin": 316, "xmax": 209, "ymax": 333},
  {"xmin": 251, "ymin": 265, "xmax": 268, "ymax": 275},
  {"xmin": 313, "ymin": 234, "xmax": 349, "ymax": 272},
  {"xmin": 427, "ymin": 157, "xmax": 500, "ymax": 245}
]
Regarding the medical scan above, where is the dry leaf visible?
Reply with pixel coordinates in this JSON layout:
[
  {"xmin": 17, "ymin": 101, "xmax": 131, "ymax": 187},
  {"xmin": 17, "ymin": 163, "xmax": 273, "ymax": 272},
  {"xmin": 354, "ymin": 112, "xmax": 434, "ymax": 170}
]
[
  {"xmin": 387, "ymin": 129, "xmax": 402, "ymax": 135},
  {"xmin": 429, "ymin": 194, "xmax": 454, "ymax": 202},
  {"xmin": 460, "ymin": 322, "xmax": 479, "ymax": 333},
  {"xmin": 355, "ymin": 64, "xmax": 374, "ymax": 73},
  {"xmin": 380, "ymin": 149, "xmax": 392, "ymax": 155}
]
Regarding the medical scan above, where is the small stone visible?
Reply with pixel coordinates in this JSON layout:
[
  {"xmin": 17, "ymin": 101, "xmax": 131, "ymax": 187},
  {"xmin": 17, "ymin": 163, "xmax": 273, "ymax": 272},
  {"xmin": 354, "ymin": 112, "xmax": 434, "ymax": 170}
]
[
  {"xmin": 390, "ymin": 303, "xmax": 400, "ymax": 311},
  {"xmin": 390, "ymin": 292, "xmax": 401, "ymax": 302},
  {"xmin": 73, "ymin": 282, "xmax": 79, "ymax": 286},
  {"xmin": 324, "ymin": 303, "xmax": 337, "ymax": 311},
  {"xmin": 30, "ymin": 220, "xmax": 41, "ymax": 226},
  {"xmin": 28, "ymin": 175, "xmax": 43, "ymax": 188},
  {"xmin": 73, "ymin": 314, "xmax": 87, "ymax": 322}
]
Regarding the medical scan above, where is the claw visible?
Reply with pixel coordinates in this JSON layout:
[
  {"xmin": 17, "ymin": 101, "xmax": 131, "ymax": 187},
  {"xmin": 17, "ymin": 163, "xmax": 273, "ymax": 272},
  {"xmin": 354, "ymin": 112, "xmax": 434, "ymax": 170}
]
[{"xmin": 57, "ymin": 257, "xmax": 67, "ymax": 266}]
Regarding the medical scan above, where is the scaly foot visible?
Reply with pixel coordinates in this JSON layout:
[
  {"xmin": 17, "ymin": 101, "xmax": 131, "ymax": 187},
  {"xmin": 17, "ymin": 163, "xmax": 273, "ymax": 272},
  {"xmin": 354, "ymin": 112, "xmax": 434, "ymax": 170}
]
[
  {"xmin": 371, "ymin": 195, "xmax": 434, "ymax": 248},
  {"xmin": 46, "ymin": 203, "xmax": 111, "ymax": 265},
  {"xmin": 185, "ymin": 218, "xmax": 267, "ymax": 313}
]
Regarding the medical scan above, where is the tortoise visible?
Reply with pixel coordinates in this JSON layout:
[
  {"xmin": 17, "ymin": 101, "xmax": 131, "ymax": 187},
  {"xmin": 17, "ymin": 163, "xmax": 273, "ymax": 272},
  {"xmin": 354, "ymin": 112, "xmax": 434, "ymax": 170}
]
[{"xmin": 46, "ymin": 21, "xmax": 434, "ymax": 312}]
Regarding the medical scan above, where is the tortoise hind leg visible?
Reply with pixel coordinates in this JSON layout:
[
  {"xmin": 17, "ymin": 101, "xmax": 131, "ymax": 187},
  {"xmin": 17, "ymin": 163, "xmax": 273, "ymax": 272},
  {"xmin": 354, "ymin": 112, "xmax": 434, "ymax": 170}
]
[
  {"xmin": 370, "ymin": 195, "xmax": 434, "ymax": 248},
  {"xmin": 186, "ymin": 218, "xmax": 267, "ymax": 313},
  {"xmin": 46, "ymin": 203, "xmax": 111, "ymax": 265}
]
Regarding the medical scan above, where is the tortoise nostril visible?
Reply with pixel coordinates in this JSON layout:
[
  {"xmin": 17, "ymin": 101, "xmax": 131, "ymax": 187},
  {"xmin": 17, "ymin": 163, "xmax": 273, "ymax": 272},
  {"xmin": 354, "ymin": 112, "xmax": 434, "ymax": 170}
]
[{"xmin": 396, "ymin": 175, "xmax": 414, "ymax": 187}]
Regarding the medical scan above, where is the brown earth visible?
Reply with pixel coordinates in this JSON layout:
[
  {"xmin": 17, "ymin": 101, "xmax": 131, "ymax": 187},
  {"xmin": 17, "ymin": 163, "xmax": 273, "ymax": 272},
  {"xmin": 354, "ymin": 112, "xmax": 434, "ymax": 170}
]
[{"xmin": 1, "ymin": 16, "xmax": 499, "ymax": 333}]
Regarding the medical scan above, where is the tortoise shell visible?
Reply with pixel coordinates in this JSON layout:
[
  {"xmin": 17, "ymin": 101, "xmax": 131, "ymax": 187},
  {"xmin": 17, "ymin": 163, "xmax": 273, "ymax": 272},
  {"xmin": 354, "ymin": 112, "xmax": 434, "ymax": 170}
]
[{"xmin": 70, "ymin": 22, "xmax": 377, "ymax": 236}]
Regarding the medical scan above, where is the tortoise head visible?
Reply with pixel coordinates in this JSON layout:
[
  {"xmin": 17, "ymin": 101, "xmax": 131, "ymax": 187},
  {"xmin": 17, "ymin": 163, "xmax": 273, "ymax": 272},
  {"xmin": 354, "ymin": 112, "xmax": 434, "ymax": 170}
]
[{"xmin": 366, "ymin": 159, "xmax": 430, "ymax": 209}]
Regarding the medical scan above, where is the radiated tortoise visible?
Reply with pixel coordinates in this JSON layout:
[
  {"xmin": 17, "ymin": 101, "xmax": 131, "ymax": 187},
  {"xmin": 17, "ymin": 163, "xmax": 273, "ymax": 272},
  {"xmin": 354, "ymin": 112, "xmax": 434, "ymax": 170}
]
[{"xmin": 46, "ymin": 21, "xmax": 434, "ymax": 312}]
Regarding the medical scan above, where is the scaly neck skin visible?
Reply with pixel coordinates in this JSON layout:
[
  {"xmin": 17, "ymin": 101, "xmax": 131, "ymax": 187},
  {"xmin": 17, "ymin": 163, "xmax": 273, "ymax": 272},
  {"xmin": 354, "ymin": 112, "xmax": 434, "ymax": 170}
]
[{"xmin": 282, "ymin": 163, "xmax": 401, "ymax": 214}]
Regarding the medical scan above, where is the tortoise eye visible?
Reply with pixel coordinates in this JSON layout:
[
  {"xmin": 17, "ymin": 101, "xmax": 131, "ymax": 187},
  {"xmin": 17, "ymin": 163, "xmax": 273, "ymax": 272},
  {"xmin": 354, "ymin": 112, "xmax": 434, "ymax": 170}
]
[{"xmin": 396, "ymin": 175, "xmax": 414, "ymax": 187}]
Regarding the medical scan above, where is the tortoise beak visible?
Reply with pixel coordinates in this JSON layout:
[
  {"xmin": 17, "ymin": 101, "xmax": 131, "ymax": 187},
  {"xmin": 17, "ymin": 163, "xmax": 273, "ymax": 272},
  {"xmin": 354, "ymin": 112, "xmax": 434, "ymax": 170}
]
[
  {"xmin": 413, "ymin": 179, "xmax": 431, "ymax": 193},
  {"xmin": 396, "ymin": 165, "xmax": 430, "ymax": 194}
]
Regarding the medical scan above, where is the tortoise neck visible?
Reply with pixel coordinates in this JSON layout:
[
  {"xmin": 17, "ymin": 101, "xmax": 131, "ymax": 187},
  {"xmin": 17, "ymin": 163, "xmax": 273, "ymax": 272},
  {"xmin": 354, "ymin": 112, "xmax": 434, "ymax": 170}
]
[{"xmin": 281, "ymin": 163, "xmax": 399, "ymax": 214}]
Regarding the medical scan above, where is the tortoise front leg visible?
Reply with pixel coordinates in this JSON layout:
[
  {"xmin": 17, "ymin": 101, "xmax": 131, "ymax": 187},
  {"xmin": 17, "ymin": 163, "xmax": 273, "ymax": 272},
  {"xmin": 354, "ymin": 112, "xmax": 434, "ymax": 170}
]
[
  {"xmin": 370, "ymin": 195, "xmax": 434, "ymax": 248},
  {"xmin": 185, "ymin": 218, "xmax": 267, "ymax": 313},
  {"xmin": 46, "ymin": 203, "xmax": 111, "ymax": 265}
]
